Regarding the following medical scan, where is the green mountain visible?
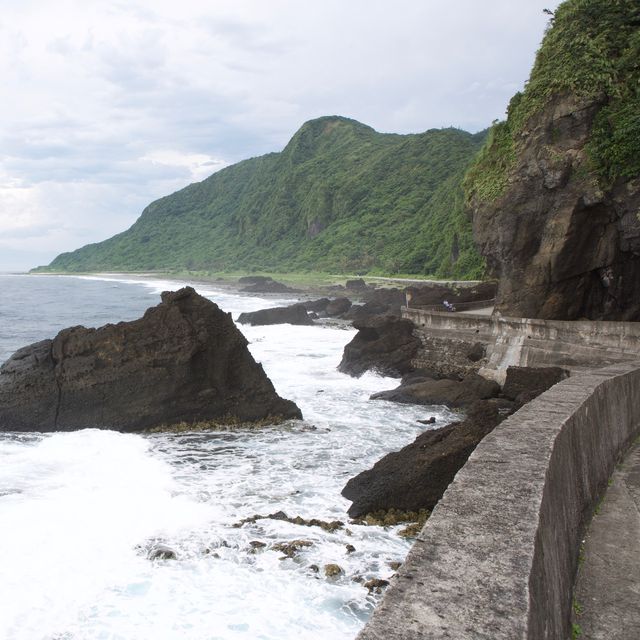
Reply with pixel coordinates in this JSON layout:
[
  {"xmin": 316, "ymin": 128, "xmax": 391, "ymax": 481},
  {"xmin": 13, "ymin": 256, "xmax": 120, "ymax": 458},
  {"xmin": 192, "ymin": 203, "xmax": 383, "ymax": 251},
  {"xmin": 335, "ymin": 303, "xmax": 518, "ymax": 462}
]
[{"xmin": 38, "ymin": 116, "xmax": 487, "ymax": 278}]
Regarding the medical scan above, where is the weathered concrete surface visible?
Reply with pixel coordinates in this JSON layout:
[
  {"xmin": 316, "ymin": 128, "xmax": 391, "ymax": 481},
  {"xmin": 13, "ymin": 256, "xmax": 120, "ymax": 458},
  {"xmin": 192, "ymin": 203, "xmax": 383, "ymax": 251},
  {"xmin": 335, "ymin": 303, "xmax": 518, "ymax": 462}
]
[
  {"xmin": 572, "ymin": 442, "xmax": 640, "ymax": 639},
  {"xmin": 357, "ymin": 361, "xmax": 640, "ymax": 640},
  {"xmin": 404, "ymin": 307, "xmax": 640, "ymax": 382}
]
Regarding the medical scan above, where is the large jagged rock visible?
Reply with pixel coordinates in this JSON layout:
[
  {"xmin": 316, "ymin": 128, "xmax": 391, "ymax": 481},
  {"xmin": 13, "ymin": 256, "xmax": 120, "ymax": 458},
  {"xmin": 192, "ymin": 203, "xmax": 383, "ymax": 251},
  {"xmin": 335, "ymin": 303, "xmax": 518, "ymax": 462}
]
[
  {"xmin": 338, "ymin": 315, "xmax": 421, "ymax": 378},
  {"xmin": 237, "ymin": 304, "xmax": 314, "ymax": 326},
  {"xmin": 342, "ymin": 401, "xmax": 503, "ymax": 517},
  {"xmin": 0, "ymin": 287, "xmax": 302, "ymax": 432}
]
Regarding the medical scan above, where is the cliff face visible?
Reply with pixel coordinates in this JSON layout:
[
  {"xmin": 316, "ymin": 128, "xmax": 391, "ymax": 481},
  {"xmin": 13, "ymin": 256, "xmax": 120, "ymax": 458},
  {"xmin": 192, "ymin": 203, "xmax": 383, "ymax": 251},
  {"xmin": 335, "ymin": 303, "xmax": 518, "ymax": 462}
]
[
  {"xmin": 466, "ymin": 0, "xmax": 640, "ymax": 320},
  {"xmin": 470, "ymin": 93, "xmax": 640, "ymax": 320}
]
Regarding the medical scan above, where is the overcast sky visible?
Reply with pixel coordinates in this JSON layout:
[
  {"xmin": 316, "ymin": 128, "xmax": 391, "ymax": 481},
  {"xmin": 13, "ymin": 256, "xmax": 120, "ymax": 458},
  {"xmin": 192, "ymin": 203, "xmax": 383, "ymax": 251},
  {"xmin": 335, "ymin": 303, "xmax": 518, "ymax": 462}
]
[{"xmin": 1, "ymin": 0, "xmax": 562, "ymax": 271}]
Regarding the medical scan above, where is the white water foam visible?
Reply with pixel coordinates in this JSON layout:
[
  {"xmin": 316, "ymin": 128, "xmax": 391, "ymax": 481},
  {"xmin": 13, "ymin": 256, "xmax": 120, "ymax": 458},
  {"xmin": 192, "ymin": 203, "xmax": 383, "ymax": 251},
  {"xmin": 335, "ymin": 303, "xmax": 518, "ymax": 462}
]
[{"xmin": 0, "ymin": 275, "xmax": 455, "ymax": 639}]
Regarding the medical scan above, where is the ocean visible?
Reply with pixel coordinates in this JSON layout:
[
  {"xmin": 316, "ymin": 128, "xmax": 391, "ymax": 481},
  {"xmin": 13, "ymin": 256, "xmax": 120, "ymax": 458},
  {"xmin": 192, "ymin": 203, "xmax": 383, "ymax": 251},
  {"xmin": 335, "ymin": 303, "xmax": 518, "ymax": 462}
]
[{"xmin": 0, "ymin": 274, "xmax": 451, "ymax": 640}]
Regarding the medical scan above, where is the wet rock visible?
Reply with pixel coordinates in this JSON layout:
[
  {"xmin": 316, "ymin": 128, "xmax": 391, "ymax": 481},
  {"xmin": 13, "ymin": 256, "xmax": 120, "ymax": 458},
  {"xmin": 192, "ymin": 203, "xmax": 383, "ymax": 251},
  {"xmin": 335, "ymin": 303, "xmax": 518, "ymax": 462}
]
[
  {"xmin": 338, "ymin": 315, "xmax": 421, "ymax": 378},
  {"xmin": 324, "ymin": 563, "xmax": 344, "ymax": 578},
  {"xmin": 466, "ymin": 342, "xmax": 486, "ymax": 362},
  {"xmin": 234, "ymin": 511, "xmax": 344, "ymax": 532},
  {"xmin": 237, "ymin": 304, "xmax": 314, "ymax": 326},
  {"xmin": 388, "ymin": 561, "xmax": 402, "ymax": 571},
  {"xmin": 273, "ymin": 540, "xmax": 313, "ymax": 558},
  {"xmin": 370, "ymin": 373, "xmax": 500, "ymax": 408},
  {"xmin": 398, "ymin": 522, "xmax": 424, "ymax": 538},
  {"xmin": 239, "ymin": 277, "xmax": 298, "ymax": 294},
  {"xmin": 346, "ymin": 278, "xmax": 368, "ymax": 291},
  {"xmin": 249, "ymin": 540, "xmax": 267, "ymax": 552},
  {"xmin": 364, "ymin": 578, "xmax": 390, "ymax": 593},
  {"xmin": 325, "ymin": 297, "xmax": 352, "ymax": 317},
  {"xmin": 342, "ymin": 301, "xmax": 396, "ymax": 322},
  {"xmin": 342, "ymin": 401, "xmax": 503, "ymax": 516},
  {"xmin": 417, "ymin": 416, "xmax": 437, "ymax": 425},
  {"xmin": 309, "ymin": 564, "xmax": 320, "ymax": 573},
  {"xmin": 345, "ymin": 544, "xmax": 356, "ymax": 554},
  {"xmin": 355, "ymin": 508, "xmax": 430, "ymax": 528},
  {"xmin": 301, "ymin": 298, "xmax": 330, "ymax": 313},
  {"xmin": 148, "ymin": 544, "xmax": 177, "ymax": 560},
  {"xmin": 0, "ymin": 287, "xmax": 302, "ymax": 432},
  {"xmin": 362, "ymin": 287, "xmax": 406, "ymax": 310}
]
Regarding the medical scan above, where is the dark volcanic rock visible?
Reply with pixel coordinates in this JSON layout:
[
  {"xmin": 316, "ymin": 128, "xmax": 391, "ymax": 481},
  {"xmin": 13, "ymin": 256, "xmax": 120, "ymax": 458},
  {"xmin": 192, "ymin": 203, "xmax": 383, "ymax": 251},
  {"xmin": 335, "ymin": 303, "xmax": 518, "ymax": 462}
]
[
  {"xmin": 237, "ymin": 304, "xmax": 314, "ymax": 326},
  {"xmin": 502, "ymin": 366, "xmax": 569, "ymax": 405},
  {"xmin": 240, "ymin": 277, "xmax": 297, "ymax": 294},
  {"xmin": 301, "ymin": 298, "xmax": 330, "ymax": 313},
  {"xmin": 342, "ymin": 401, "xmax": 503, "ymax": 516},
  {"xmin": 338, "ymin": 315, "xmax": 421, "ymax": 378},
  {"xmin": 0, "ymin": 287, "xmax": 302, "ymax": 432},
  {"xmin": 362, "ymin": 288, "xmax": 405, "ymax": 315},
  {"xmin": 325, "ymin": 297, "xmax": 352, "ymax": 317},
  {"xmin": 238, "ymin": 275, "xmax": 271, "ymax": 285},
  {"xmin": 342, "ymin": 301, "xmax": 396, "ymax": 322},
  {"xmin": 370, "ymin": 373, "xmax": 500, "ymax": 408},
  {"xmin": 345, "ymin": 278, "xmax": 368, "ymax": 291}
]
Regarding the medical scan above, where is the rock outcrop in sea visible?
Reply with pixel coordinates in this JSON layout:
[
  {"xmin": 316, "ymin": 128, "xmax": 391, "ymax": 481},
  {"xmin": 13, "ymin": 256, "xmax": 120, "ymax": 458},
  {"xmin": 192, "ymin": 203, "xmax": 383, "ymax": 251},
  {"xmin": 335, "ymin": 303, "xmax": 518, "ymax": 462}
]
[
  {"xmin": 338, "ymin": 315, "xmax": 421, "ymax": 378},
  {"xmin": 0, "ymin": 287, "xmax": 302, "ymax": 432},
  {"xmin": 237, "ymin": 304, "xmax": 314, "ymax": 326},
  {"xmin": 342, "ymin": 401, "xmax": 502, "ymax": 517}
]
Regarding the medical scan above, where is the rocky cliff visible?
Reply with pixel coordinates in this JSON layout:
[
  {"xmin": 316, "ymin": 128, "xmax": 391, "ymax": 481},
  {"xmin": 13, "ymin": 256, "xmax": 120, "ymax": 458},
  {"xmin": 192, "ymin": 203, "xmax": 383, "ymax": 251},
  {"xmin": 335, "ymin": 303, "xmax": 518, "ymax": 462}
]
[
  {"xmin": 465, "ymin": 0, "xmax": 640, "ymax": 320},
  {"xmin": 0, "ymin": 287, "xmax": 302, "ymax": 432}
]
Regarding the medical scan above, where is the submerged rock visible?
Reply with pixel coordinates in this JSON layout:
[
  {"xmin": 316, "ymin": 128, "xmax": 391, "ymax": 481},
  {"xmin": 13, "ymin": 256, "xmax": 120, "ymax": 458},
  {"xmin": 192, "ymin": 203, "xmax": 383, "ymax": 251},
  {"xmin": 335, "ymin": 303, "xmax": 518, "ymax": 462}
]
[
  {"xmin": 237, "ymin": 304, "xmax": 314, "ymax": 326},
  {"xmin": 341, "ymin": 401, "xmax": 503, "ymax": 517},
  {"xmin": 0, "ymin": 287, "xmax": 301, "ymax": 432},
  {"xmin": 324, "ymin": 563, "xmax": 344, "ymax": 578},
  {"xmin": 148, "ymin": 543, "xmax": 178, "ymax": 561},
  {"xmin": 273, "ymin": 539, "xmax": 313, "ymax": 558}
]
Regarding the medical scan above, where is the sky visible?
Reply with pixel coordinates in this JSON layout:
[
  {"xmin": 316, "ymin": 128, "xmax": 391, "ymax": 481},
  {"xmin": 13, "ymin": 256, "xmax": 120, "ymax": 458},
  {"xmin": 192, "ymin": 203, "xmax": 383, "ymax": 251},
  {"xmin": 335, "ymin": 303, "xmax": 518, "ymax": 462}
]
[{"xmin": 0, "ymin": 0, "xmax": 562, "ymax": 272}]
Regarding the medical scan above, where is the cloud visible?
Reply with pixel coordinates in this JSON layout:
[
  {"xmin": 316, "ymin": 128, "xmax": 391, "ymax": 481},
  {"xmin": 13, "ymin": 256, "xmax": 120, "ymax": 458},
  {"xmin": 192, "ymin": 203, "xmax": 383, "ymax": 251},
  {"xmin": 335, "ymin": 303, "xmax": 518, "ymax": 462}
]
[{"xmin": 0, "ymin": 0, "xmax": 562, "ymax": 271}]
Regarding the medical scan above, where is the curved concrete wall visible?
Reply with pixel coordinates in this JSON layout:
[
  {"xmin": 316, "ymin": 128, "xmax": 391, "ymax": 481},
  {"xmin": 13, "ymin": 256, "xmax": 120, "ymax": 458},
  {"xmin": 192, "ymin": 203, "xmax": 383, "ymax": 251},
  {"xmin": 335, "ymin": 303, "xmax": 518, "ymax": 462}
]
[{"xmin": 358, "ymin": 361, "xmax": 640, "ymax": 640}]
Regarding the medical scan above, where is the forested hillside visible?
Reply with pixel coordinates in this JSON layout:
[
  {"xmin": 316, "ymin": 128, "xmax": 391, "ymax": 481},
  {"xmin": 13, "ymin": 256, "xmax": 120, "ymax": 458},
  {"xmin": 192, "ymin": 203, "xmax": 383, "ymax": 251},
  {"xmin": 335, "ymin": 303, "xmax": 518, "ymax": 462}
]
[{"xmin": 37, "ymin": 117, "xmax": 487, "ymax": 278}]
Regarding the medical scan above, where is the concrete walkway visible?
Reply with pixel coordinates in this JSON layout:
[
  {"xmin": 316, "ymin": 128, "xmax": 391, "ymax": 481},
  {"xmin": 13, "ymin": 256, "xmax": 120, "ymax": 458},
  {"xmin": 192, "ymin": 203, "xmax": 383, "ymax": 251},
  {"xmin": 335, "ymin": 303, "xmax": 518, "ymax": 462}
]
[{"xmin": 572, "ymin": 441, "xmax": 640, "ymax": 639}]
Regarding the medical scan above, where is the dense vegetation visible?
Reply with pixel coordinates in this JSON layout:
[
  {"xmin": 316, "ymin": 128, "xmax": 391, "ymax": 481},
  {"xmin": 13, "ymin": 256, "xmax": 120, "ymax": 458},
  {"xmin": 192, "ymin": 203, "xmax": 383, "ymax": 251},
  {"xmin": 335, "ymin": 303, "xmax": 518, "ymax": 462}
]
[
  {"xmin": 37, "ymin": 117, "xmax": 487, "ymax": 278},
  {"xmin": 465, "ymin": 0, "xmax": 640, "ymax": 203}
]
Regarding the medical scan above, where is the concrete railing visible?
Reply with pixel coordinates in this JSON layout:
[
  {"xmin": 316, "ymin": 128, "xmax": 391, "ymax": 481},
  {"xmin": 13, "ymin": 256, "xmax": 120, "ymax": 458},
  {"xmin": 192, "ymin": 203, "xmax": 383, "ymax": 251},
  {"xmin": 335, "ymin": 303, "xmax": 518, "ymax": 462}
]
[{"xmin": 358, "ymin": 361, "xmax": 640, "ymax": 640}]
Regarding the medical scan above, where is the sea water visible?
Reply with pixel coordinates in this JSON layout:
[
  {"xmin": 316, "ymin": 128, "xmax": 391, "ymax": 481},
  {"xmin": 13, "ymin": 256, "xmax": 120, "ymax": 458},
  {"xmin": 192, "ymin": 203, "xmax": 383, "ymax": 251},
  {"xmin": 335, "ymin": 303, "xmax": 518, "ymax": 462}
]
[{"xmin": 0, "ymin": 274, "xmax": 453, "ymax": 640}]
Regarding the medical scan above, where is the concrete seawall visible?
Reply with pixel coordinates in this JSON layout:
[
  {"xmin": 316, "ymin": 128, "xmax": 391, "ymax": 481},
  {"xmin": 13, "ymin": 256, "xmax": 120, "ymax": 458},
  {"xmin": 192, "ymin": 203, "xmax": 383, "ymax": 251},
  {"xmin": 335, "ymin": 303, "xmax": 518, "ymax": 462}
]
[
  {"xmin": 403, "ymin": 307, "xmax": 640, "ymax": 383},
  {"xmin": 358, "ymin": 360, "xmax": 640, "ymax": 640}
]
